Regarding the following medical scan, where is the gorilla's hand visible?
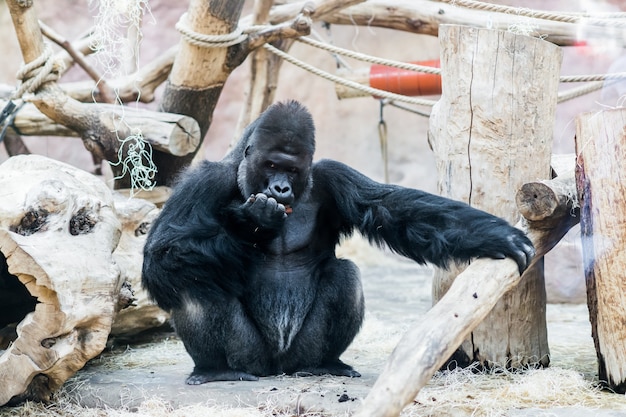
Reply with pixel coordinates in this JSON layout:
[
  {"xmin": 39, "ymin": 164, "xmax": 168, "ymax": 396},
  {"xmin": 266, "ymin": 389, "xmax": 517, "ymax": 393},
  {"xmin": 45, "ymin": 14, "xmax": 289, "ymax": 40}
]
[
  {"xmin": 243, "ymin": 193, "xmax": 287, "ymax": 231},
  {"xmin": 486, "ymin": 228, "xmax": 535, "ymax": 275}
]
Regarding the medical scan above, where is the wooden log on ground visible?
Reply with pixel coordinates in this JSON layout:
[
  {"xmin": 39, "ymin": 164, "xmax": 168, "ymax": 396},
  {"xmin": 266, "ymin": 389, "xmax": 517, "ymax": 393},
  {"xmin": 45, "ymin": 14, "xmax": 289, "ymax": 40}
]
[
  {"xmin": 353, "ymin": 169, "xmax": 580, "ymax": 417},
  {"xmin": 575, "ymin": 109, "xmax": 626, "ymax": 394},
  {"xmin": 0, "ymin": 155, "xmax": 123, "ymax": 406},
  {"xmin": 428, "ymin": 24, "xmax": 562, "ymax": 370}
]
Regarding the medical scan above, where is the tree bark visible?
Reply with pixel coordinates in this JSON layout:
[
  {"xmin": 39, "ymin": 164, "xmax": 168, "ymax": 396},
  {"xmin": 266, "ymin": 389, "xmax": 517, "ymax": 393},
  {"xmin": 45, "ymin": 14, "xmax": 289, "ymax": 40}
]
[
  {"xmin": 429, "ymin": 25, "xmax": 562, "ymax": 370},
  {"xmin": 575, "ymin": 109, "xmax": 626, "ymax": 394},
  {"xmin": 154, "ymin": 0, "xmax": 247, "ymax": 184}
]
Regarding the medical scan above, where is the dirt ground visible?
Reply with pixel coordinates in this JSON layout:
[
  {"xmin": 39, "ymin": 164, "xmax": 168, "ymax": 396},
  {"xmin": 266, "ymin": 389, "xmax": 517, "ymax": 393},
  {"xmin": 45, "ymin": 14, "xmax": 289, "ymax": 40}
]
[{"xmin": 3, "ymin": 250, "xmax": 625, "ymax": 417}]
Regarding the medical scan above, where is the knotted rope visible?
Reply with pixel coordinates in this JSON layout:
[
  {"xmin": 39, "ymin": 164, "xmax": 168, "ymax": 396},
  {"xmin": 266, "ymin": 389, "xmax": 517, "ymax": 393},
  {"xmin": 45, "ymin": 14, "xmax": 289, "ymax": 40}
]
[{"xmin": 13, "ymin": 43, "xmax": 62, "ymax": 99}]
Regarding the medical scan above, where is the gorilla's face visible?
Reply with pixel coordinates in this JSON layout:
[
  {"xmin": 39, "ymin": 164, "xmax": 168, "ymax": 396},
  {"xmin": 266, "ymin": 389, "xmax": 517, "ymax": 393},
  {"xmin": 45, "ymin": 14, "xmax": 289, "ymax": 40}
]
[{"xmin": 238, "ymin": 136, "xmax": 312, "ymax": 206}]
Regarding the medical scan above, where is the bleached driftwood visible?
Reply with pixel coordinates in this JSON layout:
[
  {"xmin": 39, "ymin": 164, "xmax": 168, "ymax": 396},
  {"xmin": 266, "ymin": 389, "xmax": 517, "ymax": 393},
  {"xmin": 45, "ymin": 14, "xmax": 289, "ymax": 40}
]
[
  {"xmin": 353, "ymin": 163, "xmax": 580, "ymax": 417},
  {"xmin": 576, "ymin": 110, "xmax": 626, "ymax": 394},
  {"xmin": 0, "ymin": 155, "xmax": 123, "ymax": 406}
]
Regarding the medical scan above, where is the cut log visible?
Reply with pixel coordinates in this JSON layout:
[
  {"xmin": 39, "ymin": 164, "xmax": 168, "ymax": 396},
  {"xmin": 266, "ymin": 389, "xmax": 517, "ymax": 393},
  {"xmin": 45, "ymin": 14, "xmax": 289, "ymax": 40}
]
[
  {"xmin": 575, "ymin": 109, "xmax": 626, "ymax": 394},
  {"xmin": 353, "ymin": 170, "xmax": 580, "ymax": 417},
  {"xmin": 428, "ymin": 24, "xmax": 561, "ymax": 370},
  {"xmin": 4, "ymin": 99, "xmax": 201, "ymax": 158},
  {"xmin": 0, "ymin": 155, "xmax": 123, "ymax": 406}
]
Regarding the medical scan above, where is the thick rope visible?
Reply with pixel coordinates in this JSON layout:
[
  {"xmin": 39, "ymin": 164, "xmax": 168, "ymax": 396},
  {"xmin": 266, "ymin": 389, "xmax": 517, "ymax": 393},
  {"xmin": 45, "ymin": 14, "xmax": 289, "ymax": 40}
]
[
  {"xmin": 298, "ymin": 36, "xmax": 626, "ymax": 84},
  {"xmin": 13, "ymin": 44, "xmax": 61, "ymax": 99},
  {"xmin": 296, "ymin": 37, "xmax": 442, "ymax": 75},
  {"xmin": 557, "ymin": 81, "xmax": 607, "ymax": 103},
  {"xmin": 263, "ymin": 43, "xmax": 438, "ymax": 107},
  {"xmin": 436, "ymin": 0, "xmax": 626, "ymax": 28},
  {"xmin": 560, "ymin": 73, "xmax": 626, "ymax": 83},
  {"xmin": 175, "ymin": 12, "xmax": 250, "ymax": 48}
]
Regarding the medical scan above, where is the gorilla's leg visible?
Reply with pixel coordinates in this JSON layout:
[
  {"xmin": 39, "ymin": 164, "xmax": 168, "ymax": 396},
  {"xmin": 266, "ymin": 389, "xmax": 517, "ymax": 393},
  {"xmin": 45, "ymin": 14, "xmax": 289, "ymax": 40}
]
[
  {"xmin": 171, "ymin": 295, "xmax": 270, "ymax": 384},
  {"xmin": 283, "ymin": 258, "xmax": 365, "ymax": 377}
]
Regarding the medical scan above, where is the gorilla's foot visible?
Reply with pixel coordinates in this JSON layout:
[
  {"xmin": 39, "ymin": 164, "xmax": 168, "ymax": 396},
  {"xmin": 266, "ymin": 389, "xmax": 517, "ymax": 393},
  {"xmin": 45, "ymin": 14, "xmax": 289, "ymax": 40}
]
[
  {"xmin": 293, "ymin": 360, "xmax": 361, "ymax": 378},
  {"xmin": 186, "ymin": 368, "xmax": 259, "ymax": 384}
]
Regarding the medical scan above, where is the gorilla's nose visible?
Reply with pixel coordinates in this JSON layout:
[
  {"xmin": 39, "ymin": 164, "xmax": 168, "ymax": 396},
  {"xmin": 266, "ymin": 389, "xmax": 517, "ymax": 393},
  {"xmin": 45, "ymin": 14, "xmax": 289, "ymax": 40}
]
[
  {"xmin": 269, "ymin": 183, "xmax": 293, "ymax": 204},
  {"xmin": 271, "ymin": 184, "xmax": 291, "ymax": 197}
]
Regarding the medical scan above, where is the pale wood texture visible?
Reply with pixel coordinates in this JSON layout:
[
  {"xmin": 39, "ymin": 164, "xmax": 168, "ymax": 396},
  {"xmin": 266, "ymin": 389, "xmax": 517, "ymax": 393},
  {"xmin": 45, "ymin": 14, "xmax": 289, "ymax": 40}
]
[
  {"xmin": 5, "ymin": 99, "xmax": 200, "ymax": 157},
  {"xmin": 354, "ymin": 166, "xmax": 580, "ymax": 417},
  {"xmin": 575, "ymin": 109, "xmax": 626, "ymax": 394},
  {"xmin": 270, "ymin": 0, "xmax": 612, "ymax": 46},
  {"xmin": 59, "ymin": 46, "xmax": 177, "ymax": 104},
  {"xmin": 0, "ymin": 155, "xmax": 122, "ymax": 406},
  {"xmin": 110, "ymin": 195, "xmax": 168, "ymax": 337},
  {"xmin": 428, "ymin": 25, "xmax": 562, "ymax": 369}
]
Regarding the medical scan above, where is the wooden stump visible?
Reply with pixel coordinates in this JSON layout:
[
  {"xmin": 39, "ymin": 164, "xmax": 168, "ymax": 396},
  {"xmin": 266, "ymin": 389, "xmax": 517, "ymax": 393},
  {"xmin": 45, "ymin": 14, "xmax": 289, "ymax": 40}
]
[
  {"xmin": 0, "ymin": 155, "xmax": 123, "ymax": 405},
  {"xmin": 576, "ymin": 109, "xmax": 626, "ymax": 393},
  {"xmin": 428, "ymin": 25, "xmax": 562, "ymax": 369}
]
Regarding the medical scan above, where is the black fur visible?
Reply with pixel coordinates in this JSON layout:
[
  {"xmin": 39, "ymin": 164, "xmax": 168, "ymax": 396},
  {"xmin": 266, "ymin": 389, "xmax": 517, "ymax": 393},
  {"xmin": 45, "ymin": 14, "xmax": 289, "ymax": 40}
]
[{"xmin": 142, "ymin": 100, "xmax": 534, "ymax": 384}]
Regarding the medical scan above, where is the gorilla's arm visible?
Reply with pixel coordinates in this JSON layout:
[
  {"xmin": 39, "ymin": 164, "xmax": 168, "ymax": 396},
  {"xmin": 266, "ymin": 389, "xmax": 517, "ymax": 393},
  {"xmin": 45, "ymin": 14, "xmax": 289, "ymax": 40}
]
[
  {"xmin": 313, "ymin": 159, "xmax": 534, "ymax": 274},
  {"xmin": 142, "ymin": 161, "xmax": 253, "ymax": 310}
]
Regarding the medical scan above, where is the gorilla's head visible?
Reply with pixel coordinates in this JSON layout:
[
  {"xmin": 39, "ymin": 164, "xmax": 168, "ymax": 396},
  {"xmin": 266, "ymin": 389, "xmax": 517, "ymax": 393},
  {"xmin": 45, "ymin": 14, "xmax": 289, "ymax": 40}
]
[{"xmin": 237, "ymin": 101, "xmax": 315, "ymax": 206}]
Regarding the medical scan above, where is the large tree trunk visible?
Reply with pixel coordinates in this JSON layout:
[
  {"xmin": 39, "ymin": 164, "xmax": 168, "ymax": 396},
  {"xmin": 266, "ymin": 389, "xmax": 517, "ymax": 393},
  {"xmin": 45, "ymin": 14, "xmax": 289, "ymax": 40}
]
[
  {"xmin": 429, "ymin": 25, "xmax": 562, "ymax": 369},
  {"xmin": 154, "ymin": 0, "xmax": 246, "ymax": 184},
  {"xmin": 575, "ymin": 109, "xmax": 626, "ymax": 394}
]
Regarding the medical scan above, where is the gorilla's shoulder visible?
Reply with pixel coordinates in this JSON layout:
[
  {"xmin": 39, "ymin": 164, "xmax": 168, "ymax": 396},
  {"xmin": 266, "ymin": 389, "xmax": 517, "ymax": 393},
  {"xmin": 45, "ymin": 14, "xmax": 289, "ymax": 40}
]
[{"xmin": 312, "ymin": 159, "xmax": 377, "ymax": 187}]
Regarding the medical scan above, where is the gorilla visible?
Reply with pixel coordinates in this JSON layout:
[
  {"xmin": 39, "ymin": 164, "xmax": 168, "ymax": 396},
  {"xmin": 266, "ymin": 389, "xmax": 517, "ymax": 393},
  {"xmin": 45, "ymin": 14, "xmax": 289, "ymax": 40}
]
[{"xmin": 142, "ymin": 100, "xmax": 534, "ymax": 385}]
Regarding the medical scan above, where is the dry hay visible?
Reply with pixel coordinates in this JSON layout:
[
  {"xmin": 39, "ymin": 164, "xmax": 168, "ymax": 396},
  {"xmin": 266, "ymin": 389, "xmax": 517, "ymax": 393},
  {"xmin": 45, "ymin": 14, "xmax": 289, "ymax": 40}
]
[
  {"xmin": 4, "ymin": 304, "xmax": 626, "ymax": 417},
  {"xmin": 2, "ymin": 239, "xmax": 625, "ymax": 417}
]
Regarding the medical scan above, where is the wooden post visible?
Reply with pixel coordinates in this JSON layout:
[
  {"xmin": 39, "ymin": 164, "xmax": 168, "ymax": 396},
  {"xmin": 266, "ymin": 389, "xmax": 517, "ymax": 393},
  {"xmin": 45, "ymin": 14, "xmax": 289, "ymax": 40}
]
[
  {"xmin": 428, "ymin": 25, "xmax": 562, "ymax": 369},
  {"xmin": 575, "ymin": 109, "xmax": 626, "ymax": 394}
]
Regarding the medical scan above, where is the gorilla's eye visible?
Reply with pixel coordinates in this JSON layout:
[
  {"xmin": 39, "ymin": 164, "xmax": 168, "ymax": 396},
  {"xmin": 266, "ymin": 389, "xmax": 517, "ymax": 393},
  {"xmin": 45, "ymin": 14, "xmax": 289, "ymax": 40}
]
[
  {"xmin": 289, "ymin": 167, "xmax": 298, "ymax": 174},
  {"xmin": 266, "ymin": 162, "xmax": 276, "ymax": 169}
]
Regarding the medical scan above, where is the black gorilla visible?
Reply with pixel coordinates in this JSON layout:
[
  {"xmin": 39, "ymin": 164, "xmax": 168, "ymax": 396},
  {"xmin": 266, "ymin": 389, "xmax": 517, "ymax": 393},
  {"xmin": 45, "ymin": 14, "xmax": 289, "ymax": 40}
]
[{"xmin": 142, "ymin": 100, "xmax": 534, "ymax": 385}]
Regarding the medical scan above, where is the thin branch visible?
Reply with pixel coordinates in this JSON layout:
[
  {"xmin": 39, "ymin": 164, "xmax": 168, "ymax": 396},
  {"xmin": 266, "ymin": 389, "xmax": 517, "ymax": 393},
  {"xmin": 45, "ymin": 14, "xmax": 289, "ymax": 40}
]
[{"xmin": 39, "ymin": 20, "xmax": 115, "ymax": 103}]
